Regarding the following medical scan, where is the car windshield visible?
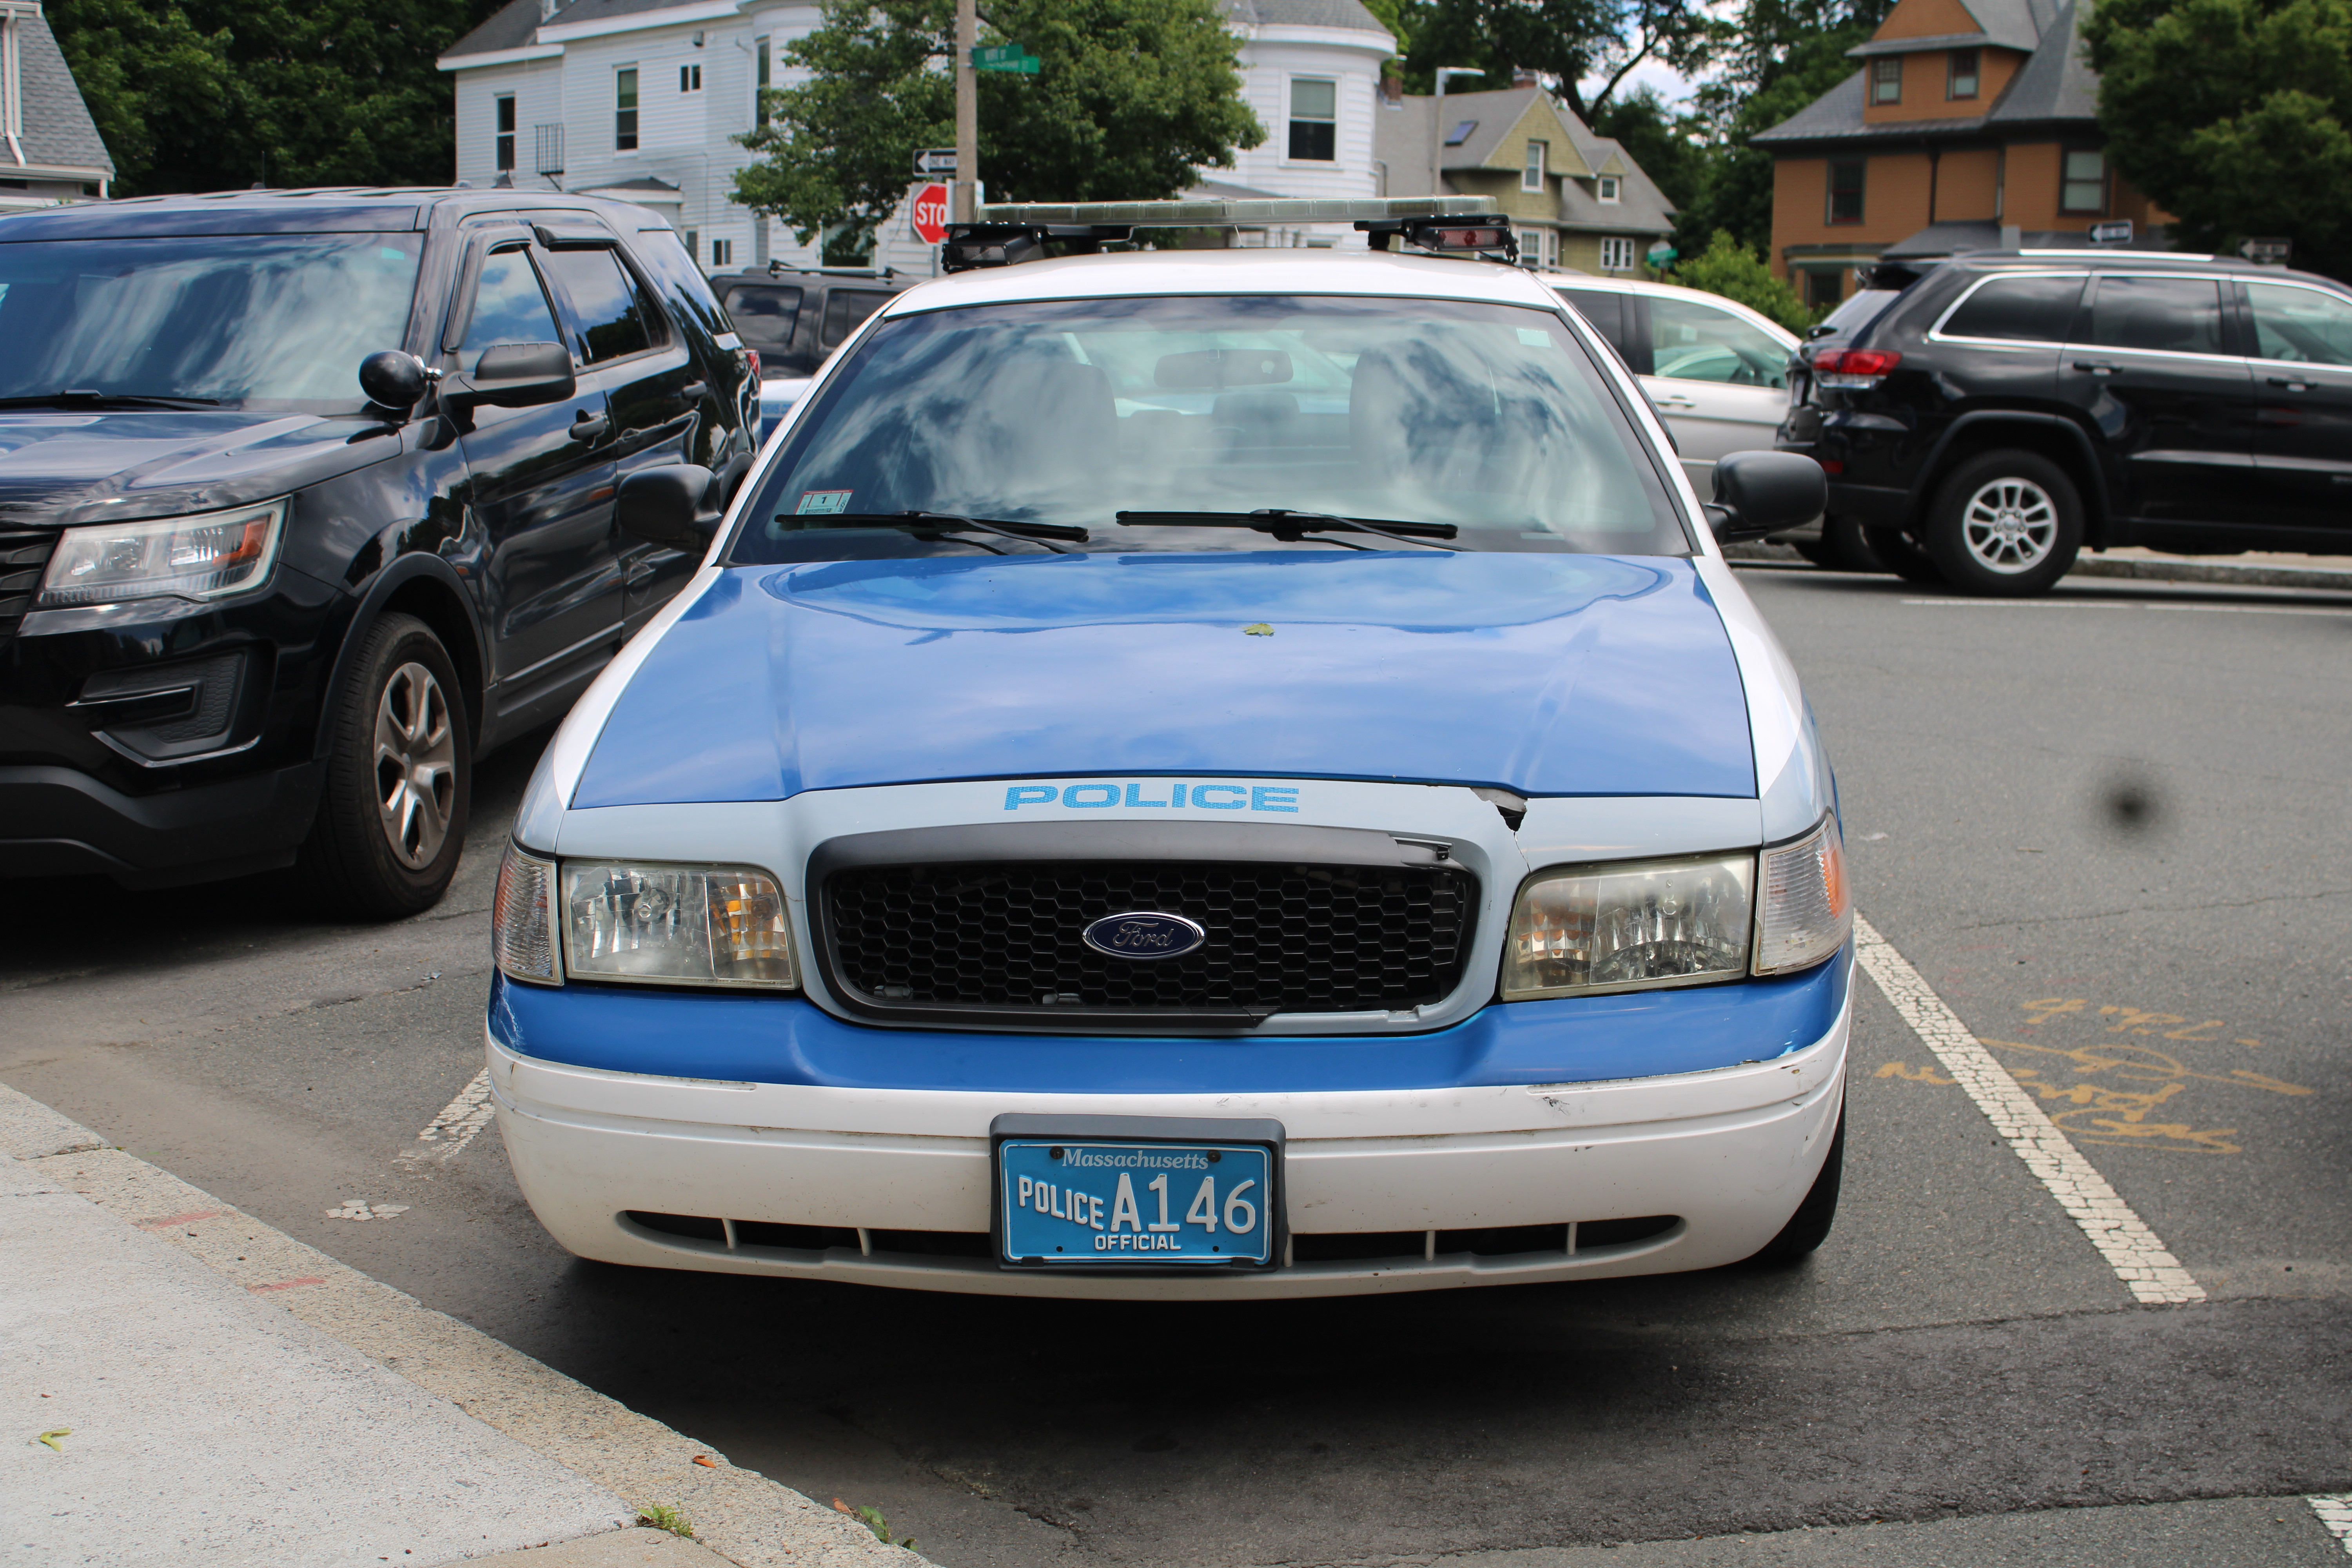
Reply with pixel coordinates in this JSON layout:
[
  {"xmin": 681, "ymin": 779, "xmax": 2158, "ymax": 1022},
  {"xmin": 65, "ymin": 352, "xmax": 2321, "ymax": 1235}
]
[
  {"xmin": 0, "ymin": 233, "xmax": 425, "ymax": 410},
  {"xmin": 731, "ymin": 294, "xmax": 1686, "ymax": 561}
]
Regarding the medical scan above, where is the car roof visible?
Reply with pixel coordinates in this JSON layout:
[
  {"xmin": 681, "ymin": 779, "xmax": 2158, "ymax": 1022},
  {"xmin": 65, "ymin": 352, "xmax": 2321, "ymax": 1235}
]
[
  {"xmin": 877, "ymin": 247, "xmax": 1569, "ymax": 318},
  {"xmin": 0, "ymin": 186, "xmax": 673, "ymax": 240}
]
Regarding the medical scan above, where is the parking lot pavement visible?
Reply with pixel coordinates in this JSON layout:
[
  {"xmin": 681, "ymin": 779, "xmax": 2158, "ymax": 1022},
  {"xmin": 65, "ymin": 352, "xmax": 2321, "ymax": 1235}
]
[{"xmin": 1, "ymin": 569, "xmax": 2347, "ymax": 1566}]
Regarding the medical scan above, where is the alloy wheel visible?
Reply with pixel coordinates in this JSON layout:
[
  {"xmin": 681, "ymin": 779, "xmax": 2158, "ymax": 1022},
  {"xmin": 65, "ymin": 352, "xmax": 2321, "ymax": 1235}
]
[
  {"xmin": 1959, "ymin": 477, "xmax": 2059, "ymax": 574},
  {"xmin": 372, "ymin": 661, "xmax": 456, "ymax": 869}
]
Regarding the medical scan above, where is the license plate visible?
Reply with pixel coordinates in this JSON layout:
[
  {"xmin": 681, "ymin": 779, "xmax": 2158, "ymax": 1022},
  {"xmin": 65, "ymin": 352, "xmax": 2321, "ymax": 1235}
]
[{"xmin": 991, "ymin": 1115, "xmax": 1282, "ymax": 1269}]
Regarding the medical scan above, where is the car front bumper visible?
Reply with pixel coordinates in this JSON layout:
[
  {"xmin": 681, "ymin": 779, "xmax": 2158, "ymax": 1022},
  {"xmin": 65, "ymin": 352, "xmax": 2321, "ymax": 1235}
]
[{"xmin": 486, "ymin": 963, "xmax": 1851, "ymax": 1299}]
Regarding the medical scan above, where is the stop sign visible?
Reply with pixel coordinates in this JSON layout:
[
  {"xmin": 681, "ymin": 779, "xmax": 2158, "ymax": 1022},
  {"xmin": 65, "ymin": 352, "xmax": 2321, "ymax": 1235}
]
[{"xmin": 911, "ymin": 182, "xmax": 950, "ymax": 244}]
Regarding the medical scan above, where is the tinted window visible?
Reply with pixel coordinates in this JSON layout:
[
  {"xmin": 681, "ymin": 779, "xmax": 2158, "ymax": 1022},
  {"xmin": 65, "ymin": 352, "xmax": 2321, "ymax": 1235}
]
[
  {"xmin": 1555, "ymin": 289, "xmax": 1626, "ymax": 357},
  {"xmin": 0, "ymin": 233, "xmax": 422, "ymax": 408},
  {"xmin": 462, "ymin": 247, "xmax": 563, "ymax": 356},
  {"xmin": 630, "ymin": 229, "xmax": 729, "ymax": 341},
  {"xmin": 1649, "ymin": 295, "xmax": 1789, "ymax": 388},
  {"xmin": 544, "ymin": 247, "xmax": 657, "ymax": 362},
  {"xmin": 736, "ymin": 295, "xmax": 1683, "ymax": 563},
  {"xmin": 820, "ymin": 289, "xmax": 895, "ymax": 349},
  {"xmin": 1940, "ymin": 274, "xmax": 2083, "ymax": 343},
  {"xmin": 1817, "ymin": 286, "xmax": 1904, "ymax": 340},
  {"xmin": 725, "ymin": 285, "xmax": 805, "ymax": 351},
  {"xmin": 2082, "ymin": 276, "xmax": 2223, "ymax": 356},
  {"xmin": 2246, "ymin": 282, "xmax": 2352, "ymax": 367}
]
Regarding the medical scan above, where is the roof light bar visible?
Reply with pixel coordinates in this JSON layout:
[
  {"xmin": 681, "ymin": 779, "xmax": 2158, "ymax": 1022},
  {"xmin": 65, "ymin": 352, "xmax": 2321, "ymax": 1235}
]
[{"xmin": 942, "ymin": 197, "xmax": 1514, "ymax": 272}]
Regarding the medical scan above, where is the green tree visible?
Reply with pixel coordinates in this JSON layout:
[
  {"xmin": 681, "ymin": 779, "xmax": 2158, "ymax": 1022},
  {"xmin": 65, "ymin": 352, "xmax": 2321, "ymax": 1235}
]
[
  {"xmin": 2085, "ymin": 0, "xmax": 2352, "ymax": 278},
  {"xmin": 734, "ymin": 0, "xmax": 1265, "ymax": 253},
  {"xmin": 50, "ymin": 0, "xmax": 488, "ymax": 195},
  {"xmin": 1591, "ymin": 86, "xmax": 1705, "ymax": 211},
  {"xmin": 1382, "ymin": 0, "xmax": 1724, "ymax": 120},
  {"xmin": 1666, "ymin": 228, "xmax": 1816, "ymax": 331}
]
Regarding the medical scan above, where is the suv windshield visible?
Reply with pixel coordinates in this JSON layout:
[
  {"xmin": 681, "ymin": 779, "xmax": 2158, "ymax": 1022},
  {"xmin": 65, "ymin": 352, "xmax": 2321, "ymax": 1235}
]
[
  {"xmin": 732, "ymin": 294, "xmax": 1685, "ymax": 561},
  {"xmin": 0, "ymin": 234, "xmax": 425, "ymax": 410}
]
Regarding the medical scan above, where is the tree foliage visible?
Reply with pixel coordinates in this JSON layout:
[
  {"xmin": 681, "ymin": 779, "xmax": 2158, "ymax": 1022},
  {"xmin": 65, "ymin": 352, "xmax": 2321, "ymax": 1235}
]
[
  {"xmin": 734, "ymin": 0, "xmax": 1264, "ymax": 252},
  {"xmin": 1380, "ymin": 0, "xmax": 1724, "ymax": 121},
  {"xmin": 1666, "ymin": 229, "xmax": 1817, "ymax": 331},
  {"xmin": 2085, "ymin": 0, "xmax": 2352, "ymax": 278},
  {"xmin": 49, "ymin": 0, "xmax": 490, "ymax": 195}
]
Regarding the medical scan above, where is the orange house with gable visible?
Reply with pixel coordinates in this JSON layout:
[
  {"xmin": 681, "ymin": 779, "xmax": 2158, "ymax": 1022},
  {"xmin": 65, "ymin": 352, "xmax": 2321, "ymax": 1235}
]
[{"xmin": 1752, "ymin": 0, "xmax": 2174, "ymax": 307}]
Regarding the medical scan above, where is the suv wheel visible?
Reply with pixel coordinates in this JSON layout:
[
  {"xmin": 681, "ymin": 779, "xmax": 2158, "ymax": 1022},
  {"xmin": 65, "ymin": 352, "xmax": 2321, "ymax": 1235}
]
[
  {"xmin": 1861, "ymin": 524, "xmax": 1944, "ymax": 584},
  {"xmin": 1923, "ymin": 451, "xmax": 2083, "ymax": 596},
  {"xmin": 299, "ymin": 612, "xmax": 472, "ymax": 918}
]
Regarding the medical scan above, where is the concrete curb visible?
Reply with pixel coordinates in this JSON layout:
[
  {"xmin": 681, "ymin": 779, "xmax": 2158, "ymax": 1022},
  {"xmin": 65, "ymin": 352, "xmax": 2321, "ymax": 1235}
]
[{"xmin": 1, "ymin": 1083, "xmax": 923, "ymax": 1568}]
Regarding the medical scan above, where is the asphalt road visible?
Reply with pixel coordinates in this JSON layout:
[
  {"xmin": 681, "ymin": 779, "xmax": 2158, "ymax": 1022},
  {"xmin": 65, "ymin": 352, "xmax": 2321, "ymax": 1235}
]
[{"xmin": 4, "ymin": 563, "xmax": 2348, "ymax": 1566}]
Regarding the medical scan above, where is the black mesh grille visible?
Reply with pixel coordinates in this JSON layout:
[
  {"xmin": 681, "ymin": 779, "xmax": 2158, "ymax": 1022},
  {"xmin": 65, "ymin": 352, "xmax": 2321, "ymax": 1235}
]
[
  {"xmin": 0, "ymin": 527, "xmax": 57, "ymax": 639},
  {"xmin": 824, "ymin": 859, "xmax": 1477, "ymax": 1017}
]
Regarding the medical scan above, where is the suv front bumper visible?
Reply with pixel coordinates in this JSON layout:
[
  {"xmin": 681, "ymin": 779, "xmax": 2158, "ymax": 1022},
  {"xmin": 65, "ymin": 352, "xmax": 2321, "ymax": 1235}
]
[{"xmin": 0, "ymin": 757, "xmax": 324, "ymax": 885}]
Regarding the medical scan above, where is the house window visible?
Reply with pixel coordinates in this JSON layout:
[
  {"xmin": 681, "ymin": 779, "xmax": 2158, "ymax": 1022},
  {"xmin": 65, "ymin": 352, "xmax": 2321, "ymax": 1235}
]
[
  {"xmin": 1827, "ymin": 159, "xmax": 1866, "ymax": 224},
  {"xmin": 1523, "ymin": 140, "xmax": 1546, "ymax": 192},
  {"xmin": 680, "ymin": 64, "xmax": 702, "ymax": 93},
  {"xmin": 1805, "ymin": 270, "xmax": 1845, "ymax": 310},
  {"xmin": 615, "ymin": 67, "xmax": 639, "ymax": 151},
  {"xmin": 2060, "ymin": 147, "xmax": 2109, "ymax": 214},
  {"xmin": 1599, "ymin": 236, "xmax": 1635, "ymax": 271},
  {"xmin": 1947, "ymin": 48, "xmax": 1980, "ymax": 99},
  {"xmin": 1870, "ymin": 57, "xmax": 1902, "ymax": 105},
  {"xmin": 1597, "ymin": 175, "xmax": 1621, "ymax": 203},
  {"xmin": 1444, "ymin": 119, "xmax": 1477, "ymax": 146},
  {"xmin": 494, "ymin": 95, "xmax": 515, "ymax": 172},
  {"xmin": 1288, "ymin": 78, "xmax": 1336, "ymax": 161},
  {"xmin": 711, "ymin": 237, "xmax": 733, "ymax": 267},
  {"xmin": 755, "ymin": 36, "xmax": 770, "ymax": 126}
]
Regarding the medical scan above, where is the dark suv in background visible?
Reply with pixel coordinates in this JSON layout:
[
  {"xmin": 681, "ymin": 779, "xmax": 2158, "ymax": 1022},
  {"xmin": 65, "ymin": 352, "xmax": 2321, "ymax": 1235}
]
[
  {"xmin": 1779, "ymin": 250, "xmax": 2352, "ymax": 594},
  {"xmin": 0, "ymin": 188, "xmax": 757, "ymax": 915},
  {"xmin": 706, "ymin": 265, "xmax": 909, "ymax": 436}
]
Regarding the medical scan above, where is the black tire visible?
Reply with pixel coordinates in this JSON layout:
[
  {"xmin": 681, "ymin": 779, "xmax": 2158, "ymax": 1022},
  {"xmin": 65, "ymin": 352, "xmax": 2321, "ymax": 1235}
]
[
  {"xmin": 1861, "ymin": 524, "xmax": 1945, "ymax": 584},
  {"xmin": 299, "ymin": 612, "xmax": 472, "ymax": 919},
  {"xmin": 1816, "ymin": 512, "xmax": 1884, "ymax": 573},
  {"xmin": 1919, "ymin": 449, "xmax": 2084, "ymax": 597},
  {"xmin": 1746, "ymin": 1104, "xmax": 1844, "ymax": 1266}
]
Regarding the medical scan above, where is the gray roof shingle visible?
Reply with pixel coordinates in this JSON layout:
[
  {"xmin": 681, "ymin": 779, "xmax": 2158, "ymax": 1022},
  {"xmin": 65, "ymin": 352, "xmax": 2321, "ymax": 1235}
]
[
  {"xmin": 1985, "ymin": 0, "xmax": 2099, "ymax": 124},
  {"xmin": 15, "ymin": 10, "xmax": 114, "ymax": 175},
  {"xmin": 1759, "ymin": 0, "xmax": 2095, "ymax": 145},
  {"xmin": 1223, "ymin": 0, "xmax": 1395, "ymax": 33}
]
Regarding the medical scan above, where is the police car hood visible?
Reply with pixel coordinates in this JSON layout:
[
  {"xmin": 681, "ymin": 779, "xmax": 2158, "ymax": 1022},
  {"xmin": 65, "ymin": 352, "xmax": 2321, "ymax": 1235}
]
[{"xmin": 571, "ymin": 551, "xmax": 1757, "ymax": 808}]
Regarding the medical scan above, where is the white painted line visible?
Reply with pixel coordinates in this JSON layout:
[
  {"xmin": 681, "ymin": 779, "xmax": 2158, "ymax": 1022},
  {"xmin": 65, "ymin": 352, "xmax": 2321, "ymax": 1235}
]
[
  {"xmin": 1852, "ymin": 915, "xmax": 2205, "ymax": 1306},
  {"xmin": 2311, "ymin": 1495, "xmax": 2352, "ymax": 1555},
  {"xmin": 396, "ymin": 1070, "xmax": 495, "ymax": 1166},
  {"xmin": 1900, "ymin": 598, "xmax": 2352, "ymax": 617}
]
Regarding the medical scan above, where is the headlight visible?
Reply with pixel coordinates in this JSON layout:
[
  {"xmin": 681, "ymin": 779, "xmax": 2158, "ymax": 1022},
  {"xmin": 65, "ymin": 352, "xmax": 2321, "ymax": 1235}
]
[
  {"xmin": 492, "ymin": 846, "xmax": 562, "ymax": 985},
  {"xmin": 1502, "ymin": 853, "xmax": 1755, "ymax": 999},
  {"xmin": 38, "ymin": 498, "xmax": 287, "ymax": 608},
  {"xmin": 1754, "ymin": 813, "xmax": 1850, "ymax": 974},
  {"xmin": 561, "ymin": 860, "xmax": 797, "ymax": 989}
]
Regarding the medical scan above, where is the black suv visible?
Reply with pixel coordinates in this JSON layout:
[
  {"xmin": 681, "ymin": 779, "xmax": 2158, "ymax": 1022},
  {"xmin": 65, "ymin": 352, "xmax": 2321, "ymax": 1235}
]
[
  {"xmin": 1778, "ymin": 250, "xmax": 2352, "ymax": 594},
  {"xmin": 0, "ymin": 188, "xmax": 759, "ymax": 915}
]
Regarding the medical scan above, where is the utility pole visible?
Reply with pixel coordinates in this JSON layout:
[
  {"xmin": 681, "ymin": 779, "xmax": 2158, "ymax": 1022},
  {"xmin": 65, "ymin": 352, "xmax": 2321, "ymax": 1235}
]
[
  {"xmin": 954, "ymin": 0, "xmax": 978, "ymax": 223},
  {"xmin": 1431, "ymin": 68, "xmax": 1483, "ymax": 200}
]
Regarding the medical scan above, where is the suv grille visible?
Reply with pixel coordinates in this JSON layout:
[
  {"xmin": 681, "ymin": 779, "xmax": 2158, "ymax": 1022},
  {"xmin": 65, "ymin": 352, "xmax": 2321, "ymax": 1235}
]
[
  {"xmin": 0, "ymin": 527, "xmax": 56, "ymax": 638},
  {"xmin": 823, "ymin": 858, "xmax": 1477, "ymax": 1022}
]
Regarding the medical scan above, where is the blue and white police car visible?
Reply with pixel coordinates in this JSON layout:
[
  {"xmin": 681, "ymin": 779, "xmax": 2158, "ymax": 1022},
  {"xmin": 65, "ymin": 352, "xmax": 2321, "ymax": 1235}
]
[{"xmin": 486, "ymin": 197, "xmax": 1849, "ymax": 1299}]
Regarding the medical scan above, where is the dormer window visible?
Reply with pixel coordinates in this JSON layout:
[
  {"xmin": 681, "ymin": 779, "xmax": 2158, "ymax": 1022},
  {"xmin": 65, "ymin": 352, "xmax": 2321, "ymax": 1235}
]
[
  {"xmin": 1871, "ymin": 57, "xmax": 1902, "ymax": 106},
  {"xmin": 1597, "ymin": 175, "xmax": 1621, "ymax": 203},
  {"xmin": 1523, "ymin": 140, "xmax": 1546, "ymax": 192},
  {"xmin": 1948, "ymin": 48, "xmax": 1980, "ymax": 99}
]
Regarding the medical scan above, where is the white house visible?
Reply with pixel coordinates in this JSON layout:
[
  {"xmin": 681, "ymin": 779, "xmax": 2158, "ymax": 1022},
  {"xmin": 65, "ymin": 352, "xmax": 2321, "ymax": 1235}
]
[{"xmin": 436, "ymin": 0, "xmax": 1397, "ymax": 272}]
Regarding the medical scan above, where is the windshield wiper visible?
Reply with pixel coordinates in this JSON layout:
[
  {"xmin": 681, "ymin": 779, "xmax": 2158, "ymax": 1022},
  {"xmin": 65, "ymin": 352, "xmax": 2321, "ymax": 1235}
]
[
  {"xmin": 810, "ymin": 510, "xmax": 1088, "ymax": 555},
  {"xmin": 1116, "ymin": 509, "xmax": 1457, "ymax": 551},
  {"xmin": 0, "ymin": 391, "xmax": 224, "ymax": 410}
]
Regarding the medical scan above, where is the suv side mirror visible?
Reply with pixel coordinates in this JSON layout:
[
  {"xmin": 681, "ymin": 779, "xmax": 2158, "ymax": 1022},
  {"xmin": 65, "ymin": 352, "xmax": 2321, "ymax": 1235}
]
[
  {"xmin": 1707, "ymin": 451, "xmax": 1826, "ymax": 541},
  {"xmin": 359, "ymin": 350, "xmax": 429, "ymax": 411},
  {"xmin": 441, "ymin": 342, "xmax": 576, "ymax": 410},
  {"xmin": 618, "ymin": 464, "xmax": 722, "ymax": 553}
]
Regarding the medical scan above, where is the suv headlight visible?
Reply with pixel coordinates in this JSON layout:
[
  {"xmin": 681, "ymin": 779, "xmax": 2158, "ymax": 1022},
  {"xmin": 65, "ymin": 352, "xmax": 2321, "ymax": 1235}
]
[
  {"xmin": 38, "ymin": 497, "xmax": 287, "ymax": 608},
  {"xmin": 561, "ymin": 859, "xmax": 797, "ymax": 989},
  {"xmin": 1502, "ymin": 852, "xmax": 1755, "ymax": 999}
]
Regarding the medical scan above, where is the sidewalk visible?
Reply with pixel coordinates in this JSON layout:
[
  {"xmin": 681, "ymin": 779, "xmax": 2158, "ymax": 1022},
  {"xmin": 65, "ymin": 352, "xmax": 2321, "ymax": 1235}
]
[{"xmin": 0, "ymin": 1084, "xmax": 920, "ymax": 1568}]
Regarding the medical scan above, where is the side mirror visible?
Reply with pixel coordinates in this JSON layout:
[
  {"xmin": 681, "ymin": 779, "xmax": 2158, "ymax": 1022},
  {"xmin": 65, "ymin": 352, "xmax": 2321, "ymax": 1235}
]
[
  {"xmin": 618, "ymin": 464, "xmax": 722, "ymax": 552},
  {"xmin": 1707, "ymin": 451, "xmax": 1826, "ymax": 541},
  {"xmin": 441, "ymin": 341, "xmax": 577, "ymax": 410},
  {"xmin": 359, "ymin": 350, "xmax": 429, "ymax": 411}
]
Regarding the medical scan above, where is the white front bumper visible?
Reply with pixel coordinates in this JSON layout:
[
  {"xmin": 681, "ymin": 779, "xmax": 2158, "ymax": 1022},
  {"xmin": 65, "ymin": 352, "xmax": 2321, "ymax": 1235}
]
[{"xmin": 488, "ymin": 979, "xmax": 1849, "ymax": 1299}]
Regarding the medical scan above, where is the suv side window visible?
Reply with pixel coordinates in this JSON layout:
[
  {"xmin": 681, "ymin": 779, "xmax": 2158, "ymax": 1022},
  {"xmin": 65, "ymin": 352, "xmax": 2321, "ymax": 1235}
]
[
  {"xmin": 724, "ymin": 285, "xmax": 805, "ymax": 352},
  {"xmin": 820, "ymin": 288, "xmax": 895, "ymax": 350},
  {"xmin": 2245, "ymin": 282, "xmax": 2352, "ymax": 367},
  {"xmin": 543, "ymin": 247, "xmax": 659, "ymax": 363},
  {"xmin": 1940, "ymin": 274, "xmax": 2083, "ymax": 344},
  {"xmin": 1648, "ymin": 294, "xmax": 1788, "ymax": 389},
  {"xmin": 2080, "ymin": 275, "xmax": 2224, "ymax": 356},
  {"xmin": 462, "ymin": 246, "xmax": 565, "ymax": 356}
]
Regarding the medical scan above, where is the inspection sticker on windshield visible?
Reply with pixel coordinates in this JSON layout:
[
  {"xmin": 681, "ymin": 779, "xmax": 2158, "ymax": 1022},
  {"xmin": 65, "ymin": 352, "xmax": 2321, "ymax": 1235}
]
[{"xmin": 795, "ymin": 489, "xmax": 853, "ymax": 515}]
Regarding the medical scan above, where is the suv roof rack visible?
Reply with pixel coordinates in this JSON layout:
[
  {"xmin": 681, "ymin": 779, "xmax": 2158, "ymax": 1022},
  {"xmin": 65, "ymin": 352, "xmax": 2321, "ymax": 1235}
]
[
  {"xmin": 760, "ymin": 261, "xmax": 903, "ymax": 279},
  {"xmin": 941, "ymin": 196, "xmax": 1515, "ymax": 272}
]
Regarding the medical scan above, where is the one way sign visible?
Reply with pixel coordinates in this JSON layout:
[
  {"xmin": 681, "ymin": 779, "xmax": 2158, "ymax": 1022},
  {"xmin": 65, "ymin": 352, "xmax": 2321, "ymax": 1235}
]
[{"xmin": 913, "ymin": 147, "xmax": 958, "ymax": 176}]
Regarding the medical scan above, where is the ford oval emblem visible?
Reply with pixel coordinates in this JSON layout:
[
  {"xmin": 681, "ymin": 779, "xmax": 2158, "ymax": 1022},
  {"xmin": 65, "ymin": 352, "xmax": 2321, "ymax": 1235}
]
[{"xmin": 1082, "ymin": 911, "xmax": 1207, "ymax": 960}]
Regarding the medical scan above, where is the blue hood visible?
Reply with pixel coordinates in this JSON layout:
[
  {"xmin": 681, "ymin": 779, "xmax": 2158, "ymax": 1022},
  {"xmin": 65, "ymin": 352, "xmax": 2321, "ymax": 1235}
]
[{"xmin": 572, "ymin": 551, "xmax": 1755, "ymax": 808}]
